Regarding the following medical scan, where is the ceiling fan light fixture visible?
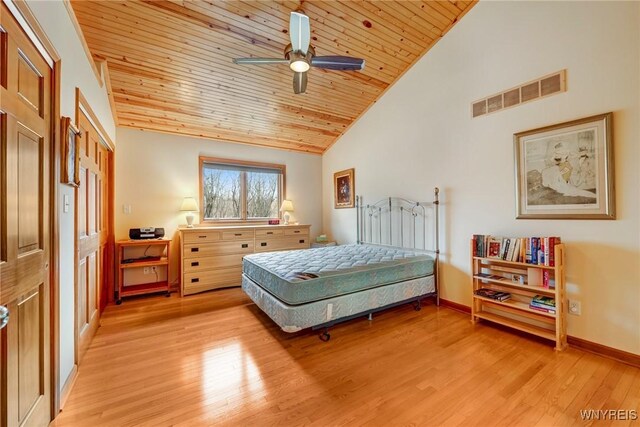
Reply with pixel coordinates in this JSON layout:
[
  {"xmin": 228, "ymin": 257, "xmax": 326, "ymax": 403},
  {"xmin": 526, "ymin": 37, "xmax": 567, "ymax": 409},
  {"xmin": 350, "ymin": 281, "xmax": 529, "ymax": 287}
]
[
  {"xmin": 289, "ymin": 50, "xmax": 310, "ymax": 72},
  {"xmin": 290, "ymin": 59, "xmax": 310, "ymax": 72}
]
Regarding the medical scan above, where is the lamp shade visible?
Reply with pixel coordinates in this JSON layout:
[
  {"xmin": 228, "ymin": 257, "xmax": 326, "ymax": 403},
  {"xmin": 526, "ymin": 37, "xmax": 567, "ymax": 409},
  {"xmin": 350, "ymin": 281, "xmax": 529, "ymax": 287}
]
[
  {"xmin": 180, "ymin": 197, "xmax": 198, "ymax": 212},
  {"xmin": 280, "ymin": 199, "xmax": 294, "ymax": 212}
]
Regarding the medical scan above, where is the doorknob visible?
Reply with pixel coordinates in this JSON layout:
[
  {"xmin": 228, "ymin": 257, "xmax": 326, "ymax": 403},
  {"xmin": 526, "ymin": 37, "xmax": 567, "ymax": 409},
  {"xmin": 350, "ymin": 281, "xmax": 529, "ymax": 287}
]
[{"xmin": 0, "ymin": 306, "xmax": 8, "ymax": 330}]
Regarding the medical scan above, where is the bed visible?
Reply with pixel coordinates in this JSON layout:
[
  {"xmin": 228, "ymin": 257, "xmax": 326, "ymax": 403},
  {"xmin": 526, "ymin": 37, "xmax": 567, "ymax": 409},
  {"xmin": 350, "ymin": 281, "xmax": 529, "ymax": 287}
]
[{"xmin": 242, "ymin": 188, "xmax": 440, "ymax": 340}]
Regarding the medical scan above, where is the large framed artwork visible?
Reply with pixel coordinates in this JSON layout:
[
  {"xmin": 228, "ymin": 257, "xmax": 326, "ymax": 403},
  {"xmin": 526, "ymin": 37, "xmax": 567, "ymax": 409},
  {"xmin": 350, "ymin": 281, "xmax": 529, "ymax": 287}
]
[
  {"xmin": 514, "ymin": 112, "xmax": 614, "ymax": 219},
  {"xmin": 61, "ymin": 116, "xmax": 81, "ymax": 187},
  {"xmin": 334, "ymin": 168, "xmax": 355, "ymax": 209}
]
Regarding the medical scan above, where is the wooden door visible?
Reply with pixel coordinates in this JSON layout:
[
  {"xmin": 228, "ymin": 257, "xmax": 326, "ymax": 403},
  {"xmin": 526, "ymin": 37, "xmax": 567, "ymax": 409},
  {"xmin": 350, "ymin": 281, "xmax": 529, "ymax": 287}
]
[
  {"xmin": 76, "ymin": 110, "xmax": 108, "ymax": 360},
  {"xmin": 0, "ymin": 3, "xmax": 52, "ymax": 426}
]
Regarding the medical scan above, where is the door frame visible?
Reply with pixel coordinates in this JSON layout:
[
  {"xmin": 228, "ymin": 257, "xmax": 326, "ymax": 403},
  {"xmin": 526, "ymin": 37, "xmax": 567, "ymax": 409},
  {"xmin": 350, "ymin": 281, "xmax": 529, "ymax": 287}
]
[{"xmin": 2, "ymin": 0, "xmax": 62, "ymax": 419}]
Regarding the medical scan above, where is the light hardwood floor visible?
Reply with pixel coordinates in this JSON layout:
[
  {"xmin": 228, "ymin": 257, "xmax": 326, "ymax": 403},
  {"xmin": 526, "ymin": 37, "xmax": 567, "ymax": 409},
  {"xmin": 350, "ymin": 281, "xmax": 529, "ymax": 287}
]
[{"xmin": 53, "ymin": 289, "xmax": 640, "ymax": 426}]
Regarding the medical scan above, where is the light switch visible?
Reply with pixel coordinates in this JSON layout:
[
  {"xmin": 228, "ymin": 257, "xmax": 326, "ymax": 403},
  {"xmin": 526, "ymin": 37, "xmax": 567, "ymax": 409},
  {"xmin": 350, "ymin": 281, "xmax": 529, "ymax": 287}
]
[{"xmin": 63, "ymin": 194, "xmax": 69, "ymax": 213}]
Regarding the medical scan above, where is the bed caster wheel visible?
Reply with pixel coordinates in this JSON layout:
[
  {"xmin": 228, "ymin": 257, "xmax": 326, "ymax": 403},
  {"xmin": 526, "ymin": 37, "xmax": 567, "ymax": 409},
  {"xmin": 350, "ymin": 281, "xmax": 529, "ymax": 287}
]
[
  {"xmin": 319, "ymin": 331, "xmax": 331, "ymax": 342},
  {"xmin": 165, "ymin": 292, "xmax": 171, "ymax": 297},
  {"xmin": 116, "ymin": 299, "xmax": 122, "ymax": 305},
  {"xmin": 414, "ymin": 300, "xmax": 422, "ymax": 311}
]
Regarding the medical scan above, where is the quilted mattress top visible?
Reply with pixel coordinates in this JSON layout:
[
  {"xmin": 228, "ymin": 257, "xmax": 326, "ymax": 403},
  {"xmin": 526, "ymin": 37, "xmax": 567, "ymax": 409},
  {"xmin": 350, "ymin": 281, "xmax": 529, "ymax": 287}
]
[{"xmin": 242, "ymin": 244, "xmax": 434, "ymax": 305}]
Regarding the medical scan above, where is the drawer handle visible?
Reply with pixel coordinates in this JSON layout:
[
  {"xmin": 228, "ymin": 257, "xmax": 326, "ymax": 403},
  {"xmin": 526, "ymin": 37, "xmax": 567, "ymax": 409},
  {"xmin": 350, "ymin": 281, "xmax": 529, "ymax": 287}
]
[
  {"xmin": 198, "ymin": 235, "xmax": 207, "ymax": 239},
  {"xmin": 241, "ymin": 244, "xmax": 248, "ymax": 248},
  {"xmin": 191, "ymin": 278, "xmax": 199, "ymax": 283},
  {"xmin": 234, "ymin": 233, "xmax": 242, "ymax": 236},
  {"xmin": 294, "ymin": 230, "xmax": 300, "ymax": 233},
  {"xmin": 266, "ymin": 231, "xmax": 273, "ymax": 235},
  {"xmin": 299, "ymin": 239, "xmax": 305, "ymax": 244},
  {"xmin": 191, "ymin": 248, "xmax": 199, "ymax": 252},
  {"xmin": 191, "ymin": 261, "xmax": 199, "ymax": 267},
  {"xmin": 261, "ymin": 242, "xmax": 267, "ymax": 247}
]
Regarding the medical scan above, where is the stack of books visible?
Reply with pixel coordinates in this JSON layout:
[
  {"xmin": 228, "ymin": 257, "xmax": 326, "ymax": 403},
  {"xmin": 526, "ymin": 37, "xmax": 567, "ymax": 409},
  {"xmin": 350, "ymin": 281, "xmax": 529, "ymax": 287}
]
[
  {"xmin": 474, "ymin": 288, "xmax": 511, "ymax": 302},
  {"xmin": 472, "ymin": 235, "xmax": 562, "ymax": 266},
  {"xmin": 529, "ymin": 295, "xmax": 556, "ymax": 314}
]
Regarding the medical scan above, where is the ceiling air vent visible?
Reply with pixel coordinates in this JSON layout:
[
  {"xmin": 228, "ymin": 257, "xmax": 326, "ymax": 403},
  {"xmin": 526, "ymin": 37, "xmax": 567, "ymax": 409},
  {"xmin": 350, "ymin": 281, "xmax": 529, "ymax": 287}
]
[{"xmin": 471, "ymin": 70, "xmax": 566, "ymax": 118}]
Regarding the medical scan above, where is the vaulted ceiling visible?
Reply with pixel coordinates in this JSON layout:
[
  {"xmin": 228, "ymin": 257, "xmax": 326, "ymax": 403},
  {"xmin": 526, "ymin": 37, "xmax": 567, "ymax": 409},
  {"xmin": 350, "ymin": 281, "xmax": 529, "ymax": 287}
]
[{"xmin": 71, "ymin": 0, "xmax": 476, "ymax": 154}]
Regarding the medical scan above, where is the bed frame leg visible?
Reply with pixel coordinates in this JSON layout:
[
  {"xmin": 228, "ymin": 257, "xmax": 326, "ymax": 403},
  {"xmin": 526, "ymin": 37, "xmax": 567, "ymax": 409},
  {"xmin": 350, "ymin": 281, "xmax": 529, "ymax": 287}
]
[
  {"xmin": 414, "ymin": 299, "xmax": 422, "ymax": 311},
  {"xmin": 319, "ymin": 328, "xmax": 331, "ymax": 342},
  {"xmin": 367, "ymin": 313, "xmax": 373, "ymax": 321}
]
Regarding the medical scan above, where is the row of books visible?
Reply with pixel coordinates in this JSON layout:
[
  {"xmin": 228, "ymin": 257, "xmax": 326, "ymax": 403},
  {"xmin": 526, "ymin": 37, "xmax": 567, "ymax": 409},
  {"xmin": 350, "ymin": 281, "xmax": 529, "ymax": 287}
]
[
  {"xmin": 474, "ymin": 288, "xmax": 511, "ymax": 302},
  {"xmin": 529, "ymin": 295, "xmax": 556, "ymax": 314},
  {"xmin": 473, "ymin": 235, "xmax": 562, "ymax": 266},
  {"xmin": 474, "ymin": 290, "xmax": 556, "ymax": 314}
]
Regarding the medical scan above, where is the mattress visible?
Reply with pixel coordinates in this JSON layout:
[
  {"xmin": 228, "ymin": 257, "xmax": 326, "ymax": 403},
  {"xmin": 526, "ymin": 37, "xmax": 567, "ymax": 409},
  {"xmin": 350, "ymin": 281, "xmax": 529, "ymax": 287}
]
[
  {"xmin": 243, "ymin": 274, "xmax": 435, "ymax": 332},
  {"xmin": 242, "ymin": 244, "xmax": 434, "ymax": 305}
]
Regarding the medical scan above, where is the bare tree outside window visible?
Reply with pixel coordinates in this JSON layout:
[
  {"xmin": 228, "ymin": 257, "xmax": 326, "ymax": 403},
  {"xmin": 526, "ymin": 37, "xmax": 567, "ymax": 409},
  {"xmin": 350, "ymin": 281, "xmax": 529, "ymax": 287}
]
[
  {"xmin": 202, "ymin": 168, "xmax": 241, "ymax": 219},
  {"xmin": 200, "ymin": 158, "xmax": 283, "ymax": 221},
  {"xmin": 247, "ymin": 171, "xmax": 279, "ymax": 218}
]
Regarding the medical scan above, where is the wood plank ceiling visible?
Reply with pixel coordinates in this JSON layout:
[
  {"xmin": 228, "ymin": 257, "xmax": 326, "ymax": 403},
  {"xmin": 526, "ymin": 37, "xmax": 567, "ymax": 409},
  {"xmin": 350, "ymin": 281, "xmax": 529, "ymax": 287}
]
[{"xmin": 71, "ymin": 0, "xmax": 476, "ymax": 154}]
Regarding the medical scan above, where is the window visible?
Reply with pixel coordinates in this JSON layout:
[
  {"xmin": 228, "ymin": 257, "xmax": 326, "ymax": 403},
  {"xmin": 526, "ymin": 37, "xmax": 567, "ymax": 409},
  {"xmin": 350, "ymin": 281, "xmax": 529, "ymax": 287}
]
[{"xmin": 199, "ymin": 157, "xmax": 285, "ymax": 222}]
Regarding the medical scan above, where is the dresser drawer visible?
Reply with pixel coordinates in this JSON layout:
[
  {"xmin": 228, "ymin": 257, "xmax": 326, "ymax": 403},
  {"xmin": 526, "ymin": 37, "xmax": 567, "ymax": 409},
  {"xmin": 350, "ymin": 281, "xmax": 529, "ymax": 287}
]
[
  {"xmin": 285, "ymin": 227, "xmax": 309, "ymax": 236},
  {"xmin": 256, "ymin": 229, "xmax": 284, "ymax": 237},
  {"xmin": 183, "ymin": 267, "xmax": 242, "ymax": 295},
  {"xmin": 184, "ymin": 240, "xmax": 254, "ymax": 258},
  {"xmin": 222, "ymin": 229, "xmax": 255, "ymax": 240},
  {"xmin": 182, "ymin": 231, "xmax": 221, "ymax": 244},
  {"xmin": 255, "ymin": 236, "xmax": 310, "ymax": 252},
  {"xmin": 183, "ymin": 253, "xmax": 245, "ymax": 273}
]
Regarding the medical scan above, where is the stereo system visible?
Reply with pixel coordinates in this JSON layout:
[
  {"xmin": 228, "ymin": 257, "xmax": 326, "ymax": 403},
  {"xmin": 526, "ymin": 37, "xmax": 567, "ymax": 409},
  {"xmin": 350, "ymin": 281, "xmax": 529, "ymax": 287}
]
[{"xmin": 129, "ymin": 227, "xmax": 165, "ymax": 240}]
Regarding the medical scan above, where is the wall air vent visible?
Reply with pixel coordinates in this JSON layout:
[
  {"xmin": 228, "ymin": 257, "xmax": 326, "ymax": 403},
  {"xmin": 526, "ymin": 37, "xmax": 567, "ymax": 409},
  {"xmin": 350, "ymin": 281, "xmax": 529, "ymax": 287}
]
[{"xmin": 471, "ymin": 70, "xmax": 566, "ymax": 118}]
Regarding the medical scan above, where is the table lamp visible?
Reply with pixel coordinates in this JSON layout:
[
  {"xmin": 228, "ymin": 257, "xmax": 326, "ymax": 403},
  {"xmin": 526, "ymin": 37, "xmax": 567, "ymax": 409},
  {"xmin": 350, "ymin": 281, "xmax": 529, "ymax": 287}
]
[
  {"xmin": 180, "ymin": 197, "xmax": 198, "ymax": 228},
  {"xmin": 280, "ymin": 199, "xmax": 294, "ymax": 225}
]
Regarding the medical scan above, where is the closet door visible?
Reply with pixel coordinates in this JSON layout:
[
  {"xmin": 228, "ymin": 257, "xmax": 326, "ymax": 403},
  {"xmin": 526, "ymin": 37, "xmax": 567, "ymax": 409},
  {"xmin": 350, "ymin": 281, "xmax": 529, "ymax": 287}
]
[{"xmin": 0, "ymin": 4, "xmax": 53, "ymax": 426}]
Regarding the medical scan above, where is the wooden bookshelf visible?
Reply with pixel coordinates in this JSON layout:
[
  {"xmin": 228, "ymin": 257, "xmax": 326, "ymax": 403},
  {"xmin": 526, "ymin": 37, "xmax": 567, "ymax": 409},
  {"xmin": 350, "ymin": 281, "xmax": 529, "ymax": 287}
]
[
  {"xmin": 117, "ymin": 239, "xmax": 171, "ymax": 304},
  {"xmin": 471, "ymin": 239, "xmax": 567, "ymax": 350}
]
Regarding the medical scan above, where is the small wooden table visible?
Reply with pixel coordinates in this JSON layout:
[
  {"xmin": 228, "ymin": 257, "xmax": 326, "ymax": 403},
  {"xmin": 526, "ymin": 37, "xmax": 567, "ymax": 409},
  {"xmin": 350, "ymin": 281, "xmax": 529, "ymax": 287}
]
[{"xmin": 116, "ymin": 239, "xmax": 171, "ymax": 304}]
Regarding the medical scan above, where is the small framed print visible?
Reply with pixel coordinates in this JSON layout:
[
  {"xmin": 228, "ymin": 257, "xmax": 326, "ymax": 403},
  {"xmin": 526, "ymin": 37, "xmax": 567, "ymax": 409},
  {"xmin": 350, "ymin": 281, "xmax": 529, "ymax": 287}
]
[
  {"xmin": 61, "ymin": 116, "xmax": 81, "ymax": 187},
  {"xmin": 514, "ymin": 112, "xmax": 615, "ymax": 219},
  {"xmin": 334, "ymin": 168, "xmax": 355, "ymax": 209}
]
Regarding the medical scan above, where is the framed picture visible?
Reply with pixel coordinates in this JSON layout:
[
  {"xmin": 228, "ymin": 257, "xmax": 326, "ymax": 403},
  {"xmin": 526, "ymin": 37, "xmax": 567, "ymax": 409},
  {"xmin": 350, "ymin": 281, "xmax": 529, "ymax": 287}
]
[
  {"xmin": 334, "ymin": 168, "xmax": 355, "ymax": 209},
  {"xmin": 61, "ymin": 116, "xmax": 81, "ymax": 187},
  {"xmin": 514, "ymin": 112, "xmax": 614, "ymax": 219}
]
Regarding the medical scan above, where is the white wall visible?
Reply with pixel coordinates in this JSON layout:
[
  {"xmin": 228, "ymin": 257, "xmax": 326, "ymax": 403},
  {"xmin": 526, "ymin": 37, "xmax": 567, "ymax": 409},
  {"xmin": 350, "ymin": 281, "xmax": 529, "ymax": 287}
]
[
  {"xmin": 323, "ymin": 1, "xmax": 640, "ymax": 354},
  {"xmin": 115, "ymin": 128, "xmax": 323, "ymax": 285},
  {"xmin": 26, "ymin": 0, "xmax": 117, "ymax": 393}
]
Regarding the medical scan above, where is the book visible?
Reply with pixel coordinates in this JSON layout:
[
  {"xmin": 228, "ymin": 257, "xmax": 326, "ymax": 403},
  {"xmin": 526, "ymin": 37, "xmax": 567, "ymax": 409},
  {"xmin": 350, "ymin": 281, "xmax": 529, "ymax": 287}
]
[
  {"xmin": 501, "ymin": 238, "xmax": 511, "ymax": 260},
  {"xmin": 506, "ymin": 237, "xmax": 516, "ymax": 261},
  {"xmin": 511, "ymin": 238, "xmax": 521, "ymax": 262},
  {"xmin": 542, "ymin": 270, "xmax": 550, "ymax": 288},
  {"xmin": 531, "ymin": 295, "xmax": 555, "ymax": 308},
  {"xmin": 486, "ymin": 237, "xmax": 502, "ymax": 259},
  {"xmin": 529, "ymin": 304, "xmax": 556, "ymax": 314},
  {"xmin": 474, "ymin": 288, "xmax": 511, "ymax": 301}
]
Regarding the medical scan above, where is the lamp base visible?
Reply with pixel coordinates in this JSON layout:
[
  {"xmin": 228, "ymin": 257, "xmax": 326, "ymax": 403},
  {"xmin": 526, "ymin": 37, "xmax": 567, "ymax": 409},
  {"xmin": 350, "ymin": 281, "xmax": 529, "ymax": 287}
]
[
  {"xmin": 186, "ymin": 213, "xmax": 195, "ymax": 228},
  {"xmin": 283, "ymin": 212, "xmax": 290, "ymax": 225}
]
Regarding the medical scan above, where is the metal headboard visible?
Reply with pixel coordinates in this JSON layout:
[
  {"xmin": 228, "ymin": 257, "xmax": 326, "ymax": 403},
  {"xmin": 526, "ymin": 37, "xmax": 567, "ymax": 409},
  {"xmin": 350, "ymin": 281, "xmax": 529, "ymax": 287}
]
[{"xmin": 356, "ymin": 187, "xmax": 440, "ymax": 304}]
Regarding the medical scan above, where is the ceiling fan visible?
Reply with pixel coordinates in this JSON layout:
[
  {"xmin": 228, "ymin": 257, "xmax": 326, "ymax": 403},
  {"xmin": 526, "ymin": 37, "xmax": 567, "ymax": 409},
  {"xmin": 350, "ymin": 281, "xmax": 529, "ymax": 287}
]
[{"xmin": 232, "ymin": 11, "xmax": 365, "ymax": 94}]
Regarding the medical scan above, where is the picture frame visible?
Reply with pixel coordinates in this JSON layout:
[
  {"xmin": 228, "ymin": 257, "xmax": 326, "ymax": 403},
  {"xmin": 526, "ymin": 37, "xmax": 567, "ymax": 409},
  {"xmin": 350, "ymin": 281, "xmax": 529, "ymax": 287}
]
[
  {"xmin": 334, "ymin": 168, "xmax": 355, "ymax": 209},
  {"xmin": 61, "ymin": 116, "xmax": 81, "ymax": 187},
  {"xmin": 514, "ymin": 112, "xmax": 614, "ymax": 219}
]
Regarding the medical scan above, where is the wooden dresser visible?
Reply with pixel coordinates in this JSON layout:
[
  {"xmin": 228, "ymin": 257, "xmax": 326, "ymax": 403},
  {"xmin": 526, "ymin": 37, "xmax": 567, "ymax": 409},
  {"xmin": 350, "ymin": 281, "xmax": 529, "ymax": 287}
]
[{"xmin": 179, "ymin": 224, "xmax": 311, "ymax": 296}]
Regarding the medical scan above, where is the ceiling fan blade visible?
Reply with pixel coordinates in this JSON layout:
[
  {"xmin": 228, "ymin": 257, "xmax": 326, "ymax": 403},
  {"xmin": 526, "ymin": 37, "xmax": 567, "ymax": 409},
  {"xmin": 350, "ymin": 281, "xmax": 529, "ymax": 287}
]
[
  {"xmin": 290, "ymin": 11, "xmax": 310, "ymax": 55},
  {"xmin": 293, "ymin": 72, "xmax": 308, "ymax": 94},
  {"xmin": 311, "ymin": 56, "xmax": 365, "ymax": 71},
  {"xmin": 233, "ymin": 58, "xmax": 289, "ymax": 65}
]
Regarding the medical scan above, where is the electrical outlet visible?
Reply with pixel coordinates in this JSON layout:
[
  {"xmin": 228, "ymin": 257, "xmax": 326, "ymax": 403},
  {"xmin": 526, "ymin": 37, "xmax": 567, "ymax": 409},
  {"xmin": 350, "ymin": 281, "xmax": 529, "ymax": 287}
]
[
  {"xmin": 569, "ymin": 300, "xmax": 581, "ymax": 315},
  {"xmin": 151, "ymin": 266, "xmax": 157, "ymax": 273},
  {"xmin": 143, "ymin": 267, "xmax": 150, "ymax": 275}
]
